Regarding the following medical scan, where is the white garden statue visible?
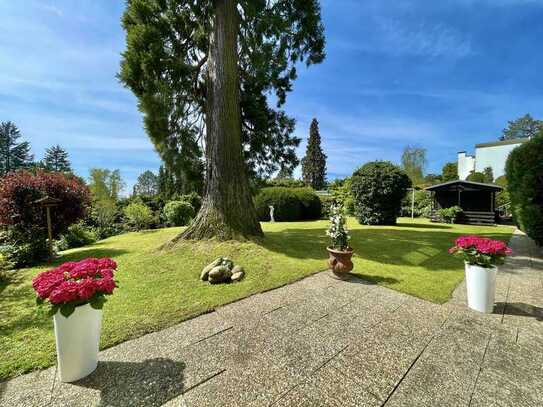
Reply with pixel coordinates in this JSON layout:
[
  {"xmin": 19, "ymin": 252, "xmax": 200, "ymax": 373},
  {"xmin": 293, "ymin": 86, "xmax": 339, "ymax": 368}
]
[{"xmin": 269, "ymin": 205, "xmax": 275, "ymax": 223}]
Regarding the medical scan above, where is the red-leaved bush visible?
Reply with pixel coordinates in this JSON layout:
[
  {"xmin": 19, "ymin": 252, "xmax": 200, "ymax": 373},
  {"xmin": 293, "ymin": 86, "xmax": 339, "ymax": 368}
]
[
  {"xmin": 0, "ymin": 170, "xmax": 91, "ymax": 237},
  {"xmin": 33, "ymin": 258, "xmax": 117, "ymax": 316}
]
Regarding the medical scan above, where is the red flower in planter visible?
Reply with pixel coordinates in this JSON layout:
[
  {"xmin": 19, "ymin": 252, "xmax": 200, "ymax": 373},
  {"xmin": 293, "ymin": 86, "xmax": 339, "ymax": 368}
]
[
  {"xmin": 449, "ymin": 235, "xmax": 512, "ymax": 267},
  {"xmin": 32, "ymin": 257, "xmax": 118, "ymax": 316}
]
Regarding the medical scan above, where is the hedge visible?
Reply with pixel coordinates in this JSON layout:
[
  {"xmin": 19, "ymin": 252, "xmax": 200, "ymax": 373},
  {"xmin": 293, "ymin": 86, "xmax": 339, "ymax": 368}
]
[
  {"xmin": 254, "ymin": 187, "xmax": 322, "ymax": 221},
  {"xmin": 505, "ymin": 134, "xmax": 543, "ymax": 245}
]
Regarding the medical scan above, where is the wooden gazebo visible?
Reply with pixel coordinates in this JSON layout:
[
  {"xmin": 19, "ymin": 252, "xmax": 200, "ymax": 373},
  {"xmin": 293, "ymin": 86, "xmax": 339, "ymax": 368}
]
[{"xmin": 425, "ymin": 180, "xmax": 503, "ymax": 225}]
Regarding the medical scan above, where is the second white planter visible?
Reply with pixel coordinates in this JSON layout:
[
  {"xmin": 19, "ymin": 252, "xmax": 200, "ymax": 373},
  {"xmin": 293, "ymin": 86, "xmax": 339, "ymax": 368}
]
[
  {"xmin": 53, "ymin": 303, "xmax": 102, "ymax": 382},
  {"xmin": 465, "ymin": 262, "xmax": 497, "ymax": 313}
]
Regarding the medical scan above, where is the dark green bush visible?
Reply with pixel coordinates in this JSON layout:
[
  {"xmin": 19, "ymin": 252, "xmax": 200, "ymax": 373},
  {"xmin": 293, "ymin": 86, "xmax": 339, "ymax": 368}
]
[
  {"xmin": 438, "ymin": 206, "xmax": 463, "ymax": 224},
  {"xmin": 351, "ymin": 161, "xmax": 411, "ymax": 225},
  {"xmin": 58, "ymin": 223, "xmax": 97, "ymax": 251},
  {"xmin": 163, "ymin": 200, "xmax": 195, "ymax": 226},
  {"xmin": 0, "ymin": 228, "xmax": 49, "ymax": 268},
  {"xmin": 254, "ymin": 187, "xmax": 321, "ymax": 221},
  {"xmin": 177, "ymin": 192, "xmax": 202, "ymax": 213},
  {"xmin": 506, "ymin": 134, "xmax": 543, "ymax": 245}
]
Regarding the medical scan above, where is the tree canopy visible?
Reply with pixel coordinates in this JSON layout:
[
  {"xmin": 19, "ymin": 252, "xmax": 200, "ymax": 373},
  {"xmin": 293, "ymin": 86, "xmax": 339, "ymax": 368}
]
[
  {"xmin": 43, "ymin": 145, "xmax": 71, "ymax": 172},
  {"xmin": 401, "ymin": 145, "xmax": 427, "ymax": 186},
  {"xmin": 119, "ymin": 0, "xmax": 325, "ymax": 180},
  {"xmin": 442, "ymin": 162, "xmax": 458, "ymax": 182},
  {"xmin": 501, "ymin": 114, "xmax": 543, "ymax": 140},
  {"xmin": 133, "ymin": 170, "xmax": 158, "ymax": 197},
  {"xmin": 0, "ymin": 121, "xmax": 33, "ymax": 176}
]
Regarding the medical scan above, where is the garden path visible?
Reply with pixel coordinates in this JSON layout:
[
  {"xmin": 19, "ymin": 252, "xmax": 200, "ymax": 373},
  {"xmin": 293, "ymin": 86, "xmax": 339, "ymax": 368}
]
[{"xmin": 1, "ymin": 230, "xmax": 542, "ymax": 406}]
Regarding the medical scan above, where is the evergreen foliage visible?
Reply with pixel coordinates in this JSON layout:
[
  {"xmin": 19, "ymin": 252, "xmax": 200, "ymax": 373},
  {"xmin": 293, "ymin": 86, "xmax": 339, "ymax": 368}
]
[
  {"xmin": 119, "ymin": 0, "xmax": 324, "ymax": 178},
  {"xmin": 254, "ymin": 187, "xmax": 321, "ymax": 221},
  {"xmin": 301, "ymin": 118, "xmax": 327, "ymax": 190},
  {"xmin": 506, "ymin": 134, "xmax": 543, "ymax": 245},
  {"xmin": 351, "ymin": 161, "xmax": 411, "ymax": 225},
  {"xmin": 442, "ymin": 162, "xmax": 458, "ymax": 182},
  {"xmin": 466, "ymin": 171, "xmax": 486, "ymax": 183},
  {"xmin": 43, "ymin": 145, "xmax": 71, "ymax": 172},
  {"xmin": 0, "ymin": 121, "xmax": 33, "ymax": 176},
  {"xmin": 501, "ymin": 114, "xmax": 543, "ymax": 140}
]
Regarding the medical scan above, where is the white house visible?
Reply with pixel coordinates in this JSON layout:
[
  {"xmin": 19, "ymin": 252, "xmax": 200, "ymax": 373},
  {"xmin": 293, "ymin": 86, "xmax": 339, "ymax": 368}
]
[{"xmin": 457, "ymin": 138, "xmax": 528, "ymax": 180}]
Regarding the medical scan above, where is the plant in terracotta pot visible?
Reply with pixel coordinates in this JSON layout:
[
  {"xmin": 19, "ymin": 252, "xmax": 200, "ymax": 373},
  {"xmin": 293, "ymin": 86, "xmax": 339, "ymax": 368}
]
[
  {"xmin": 449, "ymin": 236, "xmax": 511, "ymax": 313},
  {"xmin": 326, "ymin": 204, "xmax": 353, "ymax": 279},
  {"xmin": 33, "ymin": 258, "xmax": 118, "ymax": 382}
]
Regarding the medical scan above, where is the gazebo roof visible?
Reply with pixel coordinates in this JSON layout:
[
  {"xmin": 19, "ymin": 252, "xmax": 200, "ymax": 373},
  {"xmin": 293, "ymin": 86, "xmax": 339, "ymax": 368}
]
[{"xmin": 425, "ymin": 180, "xmax": 503, "ymax": 192}]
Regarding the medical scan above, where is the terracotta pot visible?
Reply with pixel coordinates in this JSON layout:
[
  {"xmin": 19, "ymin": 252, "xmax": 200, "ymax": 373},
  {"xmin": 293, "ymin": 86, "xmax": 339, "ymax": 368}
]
[{"xmin": 327, "ymin": 247, "xmax": 354, "ymax": 279}]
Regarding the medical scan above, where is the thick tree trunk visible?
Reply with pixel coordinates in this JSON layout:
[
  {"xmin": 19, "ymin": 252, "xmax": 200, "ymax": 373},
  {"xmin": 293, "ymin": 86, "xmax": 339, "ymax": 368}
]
[{"xmin": 176, "ymin": 0, "xmax": 263, "ymax": 241}]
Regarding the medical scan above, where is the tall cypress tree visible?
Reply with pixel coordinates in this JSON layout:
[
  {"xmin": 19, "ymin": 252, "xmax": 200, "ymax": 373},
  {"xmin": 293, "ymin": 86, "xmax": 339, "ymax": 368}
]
[
  {"xmin": 0, "ymin": 121, "xmax": 33, "ymax": 176},
  {"xmin": 301, "ymin": 118, "xmax": 327, "ymax": 190},
  {"xmin": 43, "ymin": 145, "xmax": 72, "ymax": 172}
]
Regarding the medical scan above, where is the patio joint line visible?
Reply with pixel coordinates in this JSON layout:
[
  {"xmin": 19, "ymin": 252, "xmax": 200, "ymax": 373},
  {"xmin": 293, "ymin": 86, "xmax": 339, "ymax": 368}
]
[
  {"xmin": 380, "ymin": 312, "xmax": 450, "ymax": 407},
  {"xmin": 190, "ymin": 326, "xmax": 233, "ymax": 346},
  {"xmin": 468, "ymin": 333, "xmax": 492, "ymax": 407},
  {"xmin": 181, "ymin": 368, "xmax": 227, "ymax": 395}
]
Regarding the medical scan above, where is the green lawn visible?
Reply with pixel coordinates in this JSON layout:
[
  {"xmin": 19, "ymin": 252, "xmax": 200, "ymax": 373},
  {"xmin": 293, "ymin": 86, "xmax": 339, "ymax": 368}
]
[{"xmin": 0, "ymin": 218, "xmax": 513, "ymax": 380}]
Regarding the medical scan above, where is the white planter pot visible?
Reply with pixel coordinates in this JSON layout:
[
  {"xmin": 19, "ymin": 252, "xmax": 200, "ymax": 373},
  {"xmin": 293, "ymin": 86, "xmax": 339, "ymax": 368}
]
[
  {"xmin": 465, "ymin": 263, "xmax": 497, "ymax": 313},
  {"xmin": 53, "ymin": 303, "xmax": 102, "ymax": 382}
]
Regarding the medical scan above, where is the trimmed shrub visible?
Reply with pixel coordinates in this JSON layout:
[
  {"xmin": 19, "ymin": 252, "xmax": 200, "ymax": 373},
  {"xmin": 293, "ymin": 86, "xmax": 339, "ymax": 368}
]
[
  {"xmin": 264, "ymin": 178, "xmax": 306, "ymax": 188},
  {"xmin": 254, "ymin": 187, "xmax": 322, "ymax": 221},
  {"xmin": 163, "ymin": 200, "xmax": 195, "ymax": 226},
  {"xmin": 506, "ymin": 134, "xmax": 543, "ymax": 245},
  {"xmin": 0, "ymin": 170, "xmax": 91, "ymax": 267},
  {"xmin": 123, "ymin": 202, "xmax": 154, "ymax": 231},
  {"xmin": 351, "ymin": 161, "xmax": 411, "ymax": 225},
  {"xmin": 58, "ymin": 223, "xmax": 97, "ymax": 251},
  {"xmin": 438, "ymin": 206, "xmax": 463, "ymax": 224}
]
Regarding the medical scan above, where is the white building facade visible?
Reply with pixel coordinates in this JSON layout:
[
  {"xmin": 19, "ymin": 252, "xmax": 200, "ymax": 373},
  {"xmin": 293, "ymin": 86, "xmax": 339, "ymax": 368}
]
[{"xmin": 457, "ymin": 138, "xmax": 527, "ymax": 180}]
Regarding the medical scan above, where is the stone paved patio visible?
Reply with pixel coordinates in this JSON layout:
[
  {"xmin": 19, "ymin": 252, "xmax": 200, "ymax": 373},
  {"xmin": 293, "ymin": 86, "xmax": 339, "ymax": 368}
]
[{"xmin": 1, "ymin": 230, "xmax": 542, "ymax": 406}]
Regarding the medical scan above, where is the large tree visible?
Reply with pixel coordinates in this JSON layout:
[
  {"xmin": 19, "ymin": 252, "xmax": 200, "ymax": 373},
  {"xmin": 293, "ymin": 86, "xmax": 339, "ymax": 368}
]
[
  {"xmin": 301, "ymin": 118, "xmax": 327, "ymax": 190},
  {"xmin": 119, "ymin": 0, "xmax": 325, "ymax": 240},
  {"xmin": 401, "ymin": 145, "xmax": 427, "ymax": 186},
  {"xmin": 133, "ymin": 170, "xmax": 159, "ymax": 197},
  {"xmin": 501, "ymin": 114, "xmax": 543, "ymax": 140},
  {"xmin": 43, "ymin": 145, "xmax": 72, "ymax": 172},
  {"xmin": 0, "ymin": 121, "xmax": 33, "ymax": 176}
]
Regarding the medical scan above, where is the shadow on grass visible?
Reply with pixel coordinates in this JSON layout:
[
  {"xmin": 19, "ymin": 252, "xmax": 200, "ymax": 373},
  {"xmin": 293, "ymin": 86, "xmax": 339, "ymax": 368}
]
[
  {"xmin": 56, "ymin": 248, "xmax": 129, "ymax": 264},
  {"xmin": 261, "ymin": 227, "xmax": 512, "ymax": 271},
  {"xmin": 395, "ymin": 222, "xmax": 453, "ymax": 230},
  {"xmin": 74, "ymin": 358, "xmax": 186, "ymax": 406}
]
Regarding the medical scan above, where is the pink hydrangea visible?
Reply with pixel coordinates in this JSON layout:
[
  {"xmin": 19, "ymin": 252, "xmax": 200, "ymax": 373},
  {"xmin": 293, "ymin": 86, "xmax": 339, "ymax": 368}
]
[
  {"xmin": 449, "ymin": 235, "xmax": 512, "ymax": 267},
  {"xmin": 32, "ymin": 257, "xmax": 118, "ymax": 307}
]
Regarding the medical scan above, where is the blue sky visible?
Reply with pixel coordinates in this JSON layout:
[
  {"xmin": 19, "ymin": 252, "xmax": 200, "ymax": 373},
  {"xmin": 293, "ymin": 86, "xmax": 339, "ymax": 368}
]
[{"xmin": 1, "ymin": 1, "xmax": 543, "ymax": 191}]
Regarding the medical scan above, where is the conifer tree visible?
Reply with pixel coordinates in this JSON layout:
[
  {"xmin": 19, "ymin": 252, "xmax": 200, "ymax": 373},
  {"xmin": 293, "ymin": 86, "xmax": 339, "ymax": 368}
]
[
  {"xmin": 119, "ymin": 0, "xmax": 325, "ymax": 240},
  {"xmin": 43, "ymin": 145, "xmax": 71, "ymax": 172},
  {"xmin": 301, "ymin": 118, "xmax": 327, "ymax": 190},
  {"xmin": 0, "ymin": 121, "xmax": 33, "ymax": 176}
]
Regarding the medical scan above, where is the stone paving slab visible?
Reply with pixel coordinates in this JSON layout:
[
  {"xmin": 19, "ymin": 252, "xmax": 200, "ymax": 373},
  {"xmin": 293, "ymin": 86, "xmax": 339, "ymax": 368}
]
[{"xmin": 1, "ymin": 229, "xmax": 542, "ymax": 407}]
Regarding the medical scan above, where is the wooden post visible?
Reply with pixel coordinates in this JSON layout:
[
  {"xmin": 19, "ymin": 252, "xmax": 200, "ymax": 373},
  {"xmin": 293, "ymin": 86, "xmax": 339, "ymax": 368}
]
[
  {"xmin": 46, "ymin": 206, "xmax": 53, "ymax": 262},
  {"xmin": 411, "ymin": 188, "xmax": 415, "ymax": 219},
  {"xmin": 457, "ymin": 189, "xmax": 461, "ymax": 207}
]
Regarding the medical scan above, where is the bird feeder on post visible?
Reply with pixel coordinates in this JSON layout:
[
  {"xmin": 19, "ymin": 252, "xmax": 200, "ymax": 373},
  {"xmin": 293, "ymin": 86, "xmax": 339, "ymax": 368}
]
[{"xmin": 33, "ymin": 196, "xmax": 61, "ymax": 262}]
